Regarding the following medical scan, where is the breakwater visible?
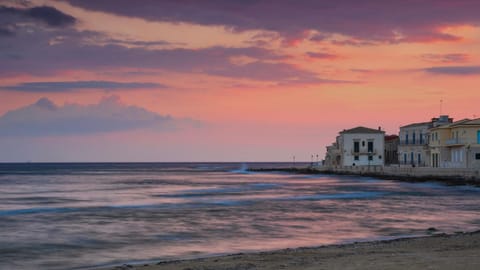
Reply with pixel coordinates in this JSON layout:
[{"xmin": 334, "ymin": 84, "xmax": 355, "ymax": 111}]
[{"xmin": 250, "ymin": 166, "xmax": 480, "ymax": 187}]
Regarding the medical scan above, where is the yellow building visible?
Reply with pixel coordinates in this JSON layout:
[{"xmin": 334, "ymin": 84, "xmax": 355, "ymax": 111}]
[
  {"xmin": 398, "ymin": 115, "xmax": 452, "ymax": 166},
  {"xmin": 428, "ymin": 119, "xmax": 480, "ymax": 168}
]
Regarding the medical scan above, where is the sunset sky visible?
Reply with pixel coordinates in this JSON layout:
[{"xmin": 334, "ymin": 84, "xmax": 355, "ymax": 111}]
[{"xmin": 1, "ymin": 0, "xmax": 479, "ymax": 162}]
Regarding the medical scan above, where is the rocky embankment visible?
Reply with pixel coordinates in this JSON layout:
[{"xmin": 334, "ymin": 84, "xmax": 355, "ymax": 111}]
[{"xmin": 248, "ymin": 167, "xmax": 480, "ymax": 187}]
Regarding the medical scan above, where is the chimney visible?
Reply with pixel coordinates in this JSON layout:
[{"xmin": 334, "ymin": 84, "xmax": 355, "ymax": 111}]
[{"xmin": 378, "ymin": 126, "xmax": 381, "ymax": 131}]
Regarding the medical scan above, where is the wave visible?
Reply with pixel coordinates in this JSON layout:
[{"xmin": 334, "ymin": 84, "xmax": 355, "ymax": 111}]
[{"xmin": 279, "ymin": 191, "xmax": 386, "ymax": 201}]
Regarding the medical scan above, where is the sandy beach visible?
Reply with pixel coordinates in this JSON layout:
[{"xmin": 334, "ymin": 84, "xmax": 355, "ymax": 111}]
[{"xmin": 105, "ymin": 231, "xmax": 480, "ymax": 270}]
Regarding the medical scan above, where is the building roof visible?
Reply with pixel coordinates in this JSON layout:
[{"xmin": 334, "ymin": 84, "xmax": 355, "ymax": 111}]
[
  {"xmin": 464, "ymin": 118, "xmax": 480, "ymax": 125},
  {"xmin": 385, "ymin": 135, "xmax": 399, "ymax": 141},
  {"xmin": 400, "ymin": 121, "xmax": 431, "ymax": 128},
  {"xmin": 401, "ymin": 115, "xmax": 453, "ymax": 129},
  {"xmin": 450, "ymin": 118, "xmax": 480, "ymax": 127},
  {"xmin": 340, "ymin": 126, "xmax": 385, "ymax": 134},
  {"xmin": 431, "ymin": 118, "xmax": 473, "ymax": 130}
]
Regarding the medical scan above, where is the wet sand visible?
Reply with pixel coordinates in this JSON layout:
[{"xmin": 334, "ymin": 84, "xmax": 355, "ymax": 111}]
[{"xmin": 106, "ymin": 231, "xmax": 480, "ymax": 270}]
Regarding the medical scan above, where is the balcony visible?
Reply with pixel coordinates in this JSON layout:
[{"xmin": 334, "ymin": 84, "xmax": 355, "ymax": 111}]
[
  {"xmin": 444, "ymin": 138, "xmax": 466, "ymax": 146},
  {"xmin": 351, "ymin": 149, "xmax": 377, "ymax": 155},
  {"xmin": 399, "ymin": 140, "xmax": 428, "ymax": 146}
]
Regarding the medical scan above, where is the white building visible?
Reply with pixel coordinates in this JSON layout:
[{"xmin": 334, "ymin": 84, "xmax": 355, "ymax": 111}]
[{"xmin": 337, "ymin": 126, "xmax": 385, "ymax": 167}]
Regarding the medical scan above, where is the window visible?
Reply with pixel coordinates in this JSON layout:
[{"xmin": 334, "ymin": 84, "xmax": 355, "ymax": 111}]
[
  {"xmin": 368, "ymin": 155, "xmax": 373, "ymax": 161},
  {"xmin": 476, "ymin": 153, "xmax": 480, "ymax": 160},
  {"xmin": 354, "ymin": 141, "xmax": 360, "ymax": 153},
  {"xmin": 412, "ymin": 132, "xmax": 416, "ymax": 144},
  {"xmin": 477, "ymin": 130, "xmax": 480, "ymax": 144},
  {"xmin": 420, "ymin": 133, "xmax": 423, "ymax": 144},
  {"xmin": 367, "ymin": 141, "xmax": 374, "ymax": 152},
  {"xmin": 418, "ymin": 153, "xmax": 421, "ymax": 165},
  {"xmin": 362, "ymin": 141, "xmax": 365, "ymax": 147},
  {"xmin": 405, "ymin": 133, "xmax": 409, "ymax": 144},
  {"xmin": 354, "ymin": 155, "xmax": 359, "ymax": 161},
  {"xmin": 404, "ymin": 153, "xmax": 407, "ymax": 164}
]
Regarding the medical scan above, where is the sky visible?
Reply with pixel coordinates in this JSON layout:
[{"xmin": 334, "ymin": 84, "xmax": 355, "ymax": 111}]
[{"xmin": 0, "ymin": 0, "xmax": 479, "ymax": 162}]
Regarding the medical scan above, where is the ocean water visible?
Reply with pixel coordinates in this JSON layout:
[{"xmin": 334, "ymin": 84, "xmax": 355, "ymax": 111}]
[{"xmin": 1, "ymin": 163, "xmax": 480, "ymax": 269}]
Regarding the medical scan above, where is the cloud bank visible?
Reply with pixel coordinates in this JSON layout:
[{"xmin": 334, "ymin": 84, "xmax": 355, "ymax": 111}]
[
  {"xmin": 424, "ymin": 66, "xmax": 480, "ymax": 75},
  {"xmin": 0, "ymin": 5, "xmax": 75, "ymax": 31},
  {"xmin": 65, "ymin": 0, "xmax": 480, "ymax": 43},
  {"xmin": 0, "ymin": 25, "xmax": 340, "ymax": 84},
  {"xmin": 3, "ymin": 81, "xmax": 166, "ymax": 92},
  {"xmin": 0, "ymin": 96, "xmax": 200, "ymax": 136}
]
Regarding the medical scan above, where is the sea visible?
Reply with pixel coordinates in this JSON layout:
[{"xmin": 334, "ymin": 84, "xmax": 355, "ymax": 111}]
[{"xmin": 1, "ymin": 162, "xmax": 479, "ymax": 270}]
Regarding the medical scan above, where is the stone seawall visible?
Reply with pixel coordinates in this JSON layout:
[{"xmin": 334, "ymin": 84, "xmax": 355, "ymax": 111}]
[{"xmin": 250, "ymin": 166, "xmax": 480, "ymax": 186}]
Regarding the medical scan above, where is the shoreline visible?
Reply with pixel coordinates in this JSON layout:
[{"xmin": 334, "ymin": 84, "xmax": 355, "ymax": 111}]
[
  {"xmin": 249, "ymin": 167, "xmax": 480, "ymax": 187},
  {"xmin": 95, "ymin": 168, "xmax": 480, "ymax": 270},
  {"xmin": 101, "ymin": 230, "xmax": 480, "ymax": 270}
]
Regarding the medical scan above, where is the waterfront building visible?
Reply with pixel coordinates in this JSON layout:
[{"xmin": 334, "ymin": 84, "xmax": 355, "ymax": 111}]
[
  {"xmin": 398, "ymin": 115, "xmax": 452, "ymax": 166},
  {"xmin": 429, "ymin": 118, "xmax": 480, "ymax": 169},
  {"xmin": 324, "ymin": 137, "xmax": 342, "ymax": 167},
  {"xmin": 333, "ymin": 126, "xmax": 385, "ymax": 167},
  {"xmin": 384, "ymin": 135, "xmax": 399, "ymax": 165}
]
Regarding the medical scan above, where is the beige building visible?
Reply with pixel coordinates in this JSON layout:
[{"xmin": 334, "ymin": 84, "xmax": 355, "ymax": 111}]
[
  {"xmin": 398, "ymin": 115, "xmax": 452, "ymax": 166},
  {"xmin": 429, "ymin": 118, "xmax": 480, "ymax": 168}
]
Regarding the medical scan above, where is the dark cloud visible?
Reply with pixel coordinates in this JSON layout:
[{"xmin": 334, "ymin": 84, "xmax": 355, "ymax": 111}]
[
  {"xmin": 0, "ymin": 3, "xmax": 356, "ymax": 86},
  {"xmin": 0, "ymin": 96, "xmax": 200, "ymax": 136},
  {"xmin": 64, "ymin": 0, "xmax": 480, "ymax": 43},
  {"xmin": 3, "ymin": 80, "xmax": 166, "ymax": 92},
  {"xmin": 0, "ymin": 5, "xmax": 75, "ymax": 28},
  {"xmin": 331, "ymin": 39, "xmax": 375, "ymax": 47},
  {"xmin": 309, "ymin": 33, "xmax": 330, "ymax": 42},
  {"xmin": 306, "ymin": 52, "xmax": 337, "ymax": 60},
  {"xmin": 0, "ymin": 26, "xmax": 345, "ymax": 85},
  {"xmin": 26, "ymin": 6, "xmax": 76, "ymax": 27},
  {"xmin": 102, "ymin": 38, "xmax": 180, "ymax": 48},
  {"xmin": 424, "ymin": 66, "xmax": 480, "ymax": 75},
  {"xmin": 420, "ymin": 53, "xmax": 469, "ymax": 63}
]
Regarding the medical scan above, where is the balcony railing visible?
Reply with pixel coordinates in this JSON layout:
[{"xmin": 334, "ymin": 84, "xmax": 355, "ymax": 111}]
[
  {"xmin": 399, "ymin": 140, "xmax": 428, "ymax": 146},
  {"xmin": 444, "ymin": 138, "xmax": 466, "ymax": 145},
  {"xmin": 351, "ymin": 149, "xmax": 377, "ymax": 155},
  {"xmin": 398, "ymin": 161, "xmax": 428, "ymax": 167}
]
